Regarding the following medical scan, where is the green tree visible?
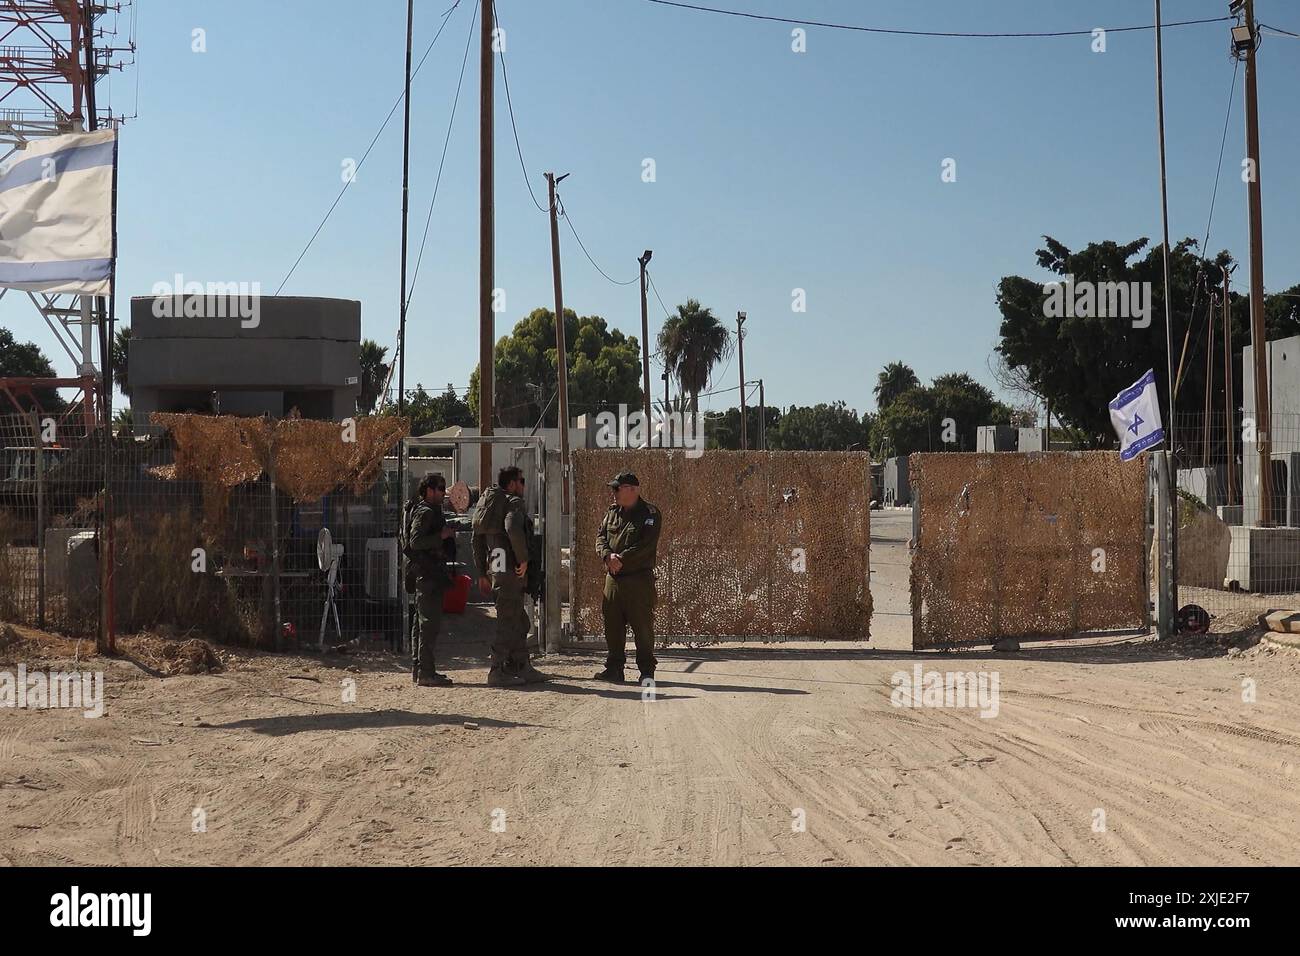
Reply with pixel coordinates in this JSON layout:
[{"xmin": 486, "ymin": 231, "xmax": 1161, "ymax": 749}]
[
  {"xmin": 468, "ymin": 308, "xmax": 643, "ymax": 427},
  {"xmin": 770, "ymin": 401, "xmax": 869, "ymax": 451},
  {"xmin": 357, "ymin": 338, "xmax": 390, "ymax": 415},
  {"xmin": 113, "ymin": 406, "xmax": 134, "ymax": 435},
  {"xmin": 928, "ymin": 373, "xmax": 1000, "ymax": 451},
  {"xmin": 994, "ymin": 235, "xmax": 1293, "ymax": 447},
  {"xmin": 0, "ymin": 328, "xmax": 66, "ymax": 411},
  {"xmin": 111, "ymin": 327, "xmax": 132, "ymax": 396},
  {"xmin": 873, "ymin": 361, "xmax": 920, "ymax": 412},
  {"xmin": 657, "ymin": 299, "xmax": 731, "ymax": 419},
  {"xmin": 871, "ymin": 387, "xmax": 933, "ymax": 458},
  {"xmin": 703, "ymin": 404, "xmax": 781, "ymax": 450},
  {"xmin": 406, "ymin": 383, "xmax": 474, "ymax": 436}
]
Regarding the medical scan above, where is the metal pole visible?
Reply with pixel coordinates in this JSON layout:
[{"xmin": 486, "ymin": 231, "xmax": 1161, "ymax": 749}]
[
  {"xmin": 1242, "ymin": 0, "xmax": 1271, "ymax": 525},
  {"xmin": 397, "ymin": 0, "xmax": 413, "ymax": 652},
  {"xmin": 1224, "ymin": 271, "xmax": 1236, "ymax": 506},
  {"xmin": 268, "ymin": 431, "xmax": 281, "ymax": 650},
  {"xmin": 479, "ymin": 0, "xmax": 495, "ymax": 488},
  {"xmin": 758, "ymin": 378, "xmax": 765, "ymax": 451},
  {"xmin": 737, "ymin": 312, "xmax": 747, "ymax": 450},
  {"xmin": 546, "ymin": 173, "xmax": 571, "ymax": 512},
  {"xmin": 1154, "ymin": 0, "xmax": 1178, "ymax": 604},
  {"xmin": 638, "ymin": 251, "xmax": 653, "ymax": 444},
  {"xmin": 85, "ymin": 0, "xmax": 117, "ymax": 653},
  {"xmin": 31, "ymin": 410, "xmax": 45, "ymax": 630}
]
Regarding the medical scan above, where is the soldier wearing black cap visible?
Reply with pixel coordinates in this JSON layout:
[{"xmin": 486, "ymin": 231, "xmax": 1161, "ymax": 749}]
[{"xmin": 594, "ymin": 471, "xmax": 662, "ymax": 683}]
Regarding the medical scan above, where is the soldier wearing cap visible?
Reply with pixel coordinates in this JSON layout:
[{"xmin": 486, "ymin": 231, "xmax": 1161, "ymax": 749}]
[{"xmin": 594, "ymin": 471, "xmax": 662, "ymax": 683}]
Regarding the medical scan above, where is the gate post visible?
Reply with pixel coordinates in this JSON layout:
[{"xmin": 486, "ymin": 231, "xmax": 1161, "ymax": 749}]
[
  {"xmin": 1155, "ymin": 451, "xmax": 1175, "ymax": 638},
  {"xmin": 543, "ymin": 447, "xmax": 562, "ymax": 654}
]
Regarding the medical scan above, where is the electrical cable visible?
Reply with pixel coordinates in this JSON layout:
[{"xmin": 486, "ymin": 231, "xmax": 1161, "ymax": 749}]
[
  {"xmin": 641, "ymin": 0, "xmax": 1230, "ymax": 39},
  {"xmin": 276, "ymin": 0, "xmax": 463, "ymax": 294}
]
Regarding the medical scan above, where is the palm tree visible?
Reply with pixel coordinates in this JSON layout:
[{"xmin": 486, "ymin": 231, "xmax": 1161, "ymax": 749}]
[
  {"xmin": 111, "ymin": 327, "xmax": 132, "ymax": 395},
  {"xmin": 656, "ymin": 299, "xmax": 731, "ymax": 420},
  {"xmin": 358, "ymin": 339, "xmax": 390, "ymax": 415},
  {"xmin": 873, "ymin": 361, "xmax": 919, "ymax": 412}
]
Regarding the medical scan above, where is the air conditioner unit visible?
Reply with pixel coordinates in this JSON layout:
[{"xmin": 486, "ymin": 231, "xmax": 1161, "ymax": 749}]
[{"xmin": 365, "ymin": 538, "xmax": 398, "ymax": 600}]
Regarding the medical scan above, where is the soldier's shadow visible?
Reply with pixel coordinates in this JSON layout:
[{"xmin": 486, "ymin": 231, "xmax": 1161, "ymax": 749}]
[{"xmin": 512, "ymin": 678, "xmax": 808, "ymax": 701}]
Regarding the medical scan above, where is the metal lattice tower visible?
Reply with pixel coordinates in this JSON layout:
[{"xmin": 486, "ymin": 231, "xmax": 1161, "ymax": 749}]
[{"xmin": 0, "ymin": 0, "xmax": 134, "ymax": 432}]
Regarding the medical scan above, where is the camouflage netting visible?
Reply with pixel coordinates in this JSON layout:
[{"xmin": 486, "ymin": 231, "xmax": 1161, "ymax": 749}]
[
  {"xmin": 149, "ymin": 413, "xmax": 408, "ymax": 532},
  {"xmin": 910, "ymin": 451, "xmax": 1147, "ymax": 648},
  {"xmin": 572, "ymin": 449, "xmax": 871, "ymax": 642}
]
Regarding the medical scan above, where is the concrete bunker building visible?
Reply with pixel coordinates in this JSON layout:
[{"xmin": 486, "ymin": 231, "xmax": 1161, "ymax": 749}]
[{"xmin": 128, "ymin": 295, "xmax": 361, "ymax": 420}]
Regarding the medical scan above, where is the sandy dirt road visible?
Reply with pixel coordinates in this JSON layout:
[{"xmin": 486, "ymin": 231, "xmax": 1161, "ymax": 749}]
[{"xmin": 3, "ymin": 510, "xmax": 1299, "ymax": 866}]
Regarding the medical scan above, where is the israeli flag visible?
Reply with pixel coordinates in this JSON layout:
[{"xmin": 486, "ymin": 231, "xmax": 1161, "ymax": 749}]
[
  {"xmin": 1109, "ymin": 369, "xmax": 1165, "ymax": 461},
  {"xmin": 0, "ymin": 129, "xmax": 117, "ymax": 295}
]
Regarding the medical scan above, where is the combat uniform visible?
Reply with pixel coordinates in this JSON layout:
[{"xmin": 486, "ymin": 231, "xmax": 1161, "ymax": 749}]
[
  {"xmin": 596, "ymin": 494, "xmax": 662, "ymax": 677},
  {"xmin": 405, "ymin": 497, "xmax": 454, "ymax": 683},
  {"xmin": 472, "ymin": 486, "xmax": 536, "ymax": 681}
]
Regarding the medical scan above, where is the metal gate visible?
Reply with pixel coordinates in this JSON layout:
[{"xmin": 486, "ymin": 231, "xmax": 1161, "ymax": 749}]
[
  {"xmin": 909, "ymin": 451, "xmax": 1151, "ymax": 648},
  {"xmin": 568, "ymin": 448, "xmax": 872, "ymax": 643},
  {"xmin": 400, "ymin": 435, "xmax": 562, "ymax": 656}
]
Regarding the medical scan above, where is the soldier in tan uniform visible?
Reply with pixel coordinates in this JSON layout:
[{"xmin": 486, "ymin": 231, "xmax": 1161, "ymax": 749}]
[{"xmin": 594, "ymin": 471, "xmax": 661, "ymax": 683}]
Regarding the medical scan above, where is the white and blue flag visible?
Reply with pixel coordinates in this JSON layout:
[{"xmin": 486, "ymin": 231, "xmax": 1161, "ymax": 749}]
[
  {"xmin": 1109, "ymin": 369, "xmax": 1165, "ymax": 461},
  {"xmin": 0, "ymin": 129, "xmax": 117, "ymax": 295}
]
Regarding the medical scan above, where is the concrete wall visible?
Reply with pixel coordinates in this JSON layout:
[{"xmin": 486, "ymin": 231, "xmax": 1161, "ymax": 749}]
[
  {"xmin": 976, "ymin": 424, "xmax": 1018, "ymax": 452},
  {"xmin": 884, "ymin": 455, "xmax": 910, "ymax": 506},
  {"xmin": 128, "ymin": 296, "xmax": 361, "ymax": 421},
  {"xmin": 1241, "ymin": 334, "xmax": 1300, "ymax": 526}
]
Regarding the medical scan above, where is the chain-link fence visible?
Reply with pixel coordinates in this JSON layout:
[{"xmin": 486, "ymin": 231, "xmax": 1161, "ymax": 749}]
[
  {"xmin": 1171, "ymin": 411, "xmax": 1300, "ymax": 628},
  {"xmin": 910, "ymin": 451, "xmax": 1150, "ymax": 648},
  {"xmin": 0, "ymin": 413, "xmax": 456, "ymax": 651}
]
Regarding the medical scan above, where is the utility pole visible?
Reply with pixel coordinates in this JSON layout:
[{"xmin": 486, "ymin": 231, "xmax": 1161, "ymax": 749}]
[
  {"xmin": 1224, "ymin": 271, "xmax": 1236, "ymax": 506},
  {"xmin": 662, "ymin": 371, "xmax": 670, "ymax": 447},
  {"xmin": 399, "ymin": 0, "xmax": 412, "ymax": 427},
  {"xmin": 638, "ymin": 250, "xmax": 653, "ymax": 444},
  {"xmin": 1154, "ymin": 0, "xmax": 1179, "ymax": 621},
  {"xmin": 477, "ymin": 0, "xmax": 496, "ymax": 489},
  {"xmin": 736, "ymin": 312, "xmax": 747, "ymax": 450},
  {"xmin": 1235, "ymin": 0, "xmax": 1271, "ymax": 525},
  {"xmin": 758, "ymin": 378, "xmax": 765, "ymax": 451},
  {"xmin": 545, "ymin": 172, "xmax": 571, "ymax": 512}
]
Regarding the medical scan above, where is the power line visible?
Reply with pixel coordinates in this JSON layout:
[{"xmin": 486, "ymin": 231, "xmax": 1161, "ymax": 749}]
[
  {"xmin": 646, "ymin": 270, "xmax": 673, "ymax": 318},
  {"xmin": 556, "ymin": 192, "xmax": 640, "ymax": 285},
  {"xmin": 276, "ymin": 1, "xmax": 463, "ymax": 294},
  {"xmin": 405, "ymin": 0, "xmax": 479, "ymax": 312},
  {"xmin": 494, "ymin": 0, "xmax": 549, "ymax": 213},
  {"xmin": 1259, "ymin": 22, "xmax": 1300, "ymax": 38},
  {"xmin": 1175, "ymin": 57, "xmax": 1240, "ymax": 397},
  {"xmin": 641, "ymin": 0, "xmax": 1230, "ymax": 38}
]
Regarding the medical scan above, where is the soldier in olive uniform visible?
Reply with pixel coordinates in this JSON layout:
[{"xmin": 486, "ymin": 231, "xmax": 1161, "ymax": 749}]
[
  {"xmin": 473, "ymin": 466, "xmax": 550, "ymax": 686},
  {"xmin": 594, "ymin": 472, "xmax": 661, "ymax": 683},
  {"xmin": 404, "ymin": 473, "xmax": 457, "ymax": 687}
]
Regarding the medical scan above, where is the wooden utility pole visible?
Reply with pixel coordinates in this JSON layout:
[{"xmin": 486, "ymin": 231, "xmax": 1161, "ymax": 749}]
[
  {"xmin": 1154, "ymin": 0, "xmax": 1179, "ymax": 613},
  {"xmin": 478, "ymin": 0, "xmax": 495, "ymax": 488},
  {"xmin": 638, "ymin": 250, "xmax": 653, "ymax": 443},
  {"xmin": 1240, "ymin": 0, "xmax": 1272, "ymax": 524},
  {"xmin": 1224, "ymin": 271, "xmax": 1236, "ymax": 506},
  {"xmin": 545, "ymin": 172, "xmax": 571, "ymax": 512},
  {"xmin": 736, "ymin": 312, "xmax": 747, "ymax": 450}
]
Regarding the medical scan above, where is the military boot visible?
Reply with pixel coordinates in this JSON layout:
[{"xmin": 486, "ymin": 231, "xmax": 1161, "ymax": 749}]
[{"xmin": 487, "ymin": 666, "xmax": 526, "ymax": 687}]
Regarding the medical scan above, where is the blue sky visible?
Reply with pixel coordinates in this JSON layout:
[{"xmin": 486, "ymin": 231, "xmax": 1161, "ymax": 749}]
[{"xmin": 4, "ymin": 0, "xmax": 1300, "ymax": 416}]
